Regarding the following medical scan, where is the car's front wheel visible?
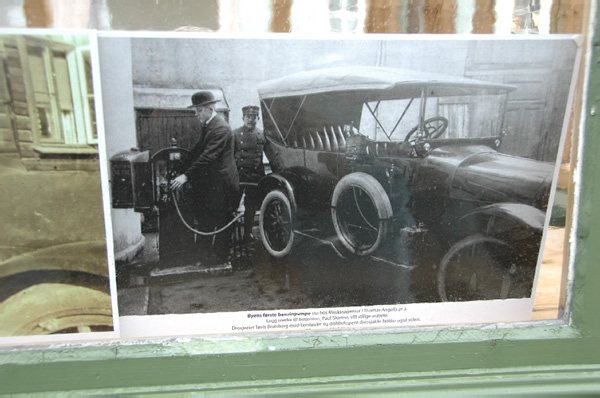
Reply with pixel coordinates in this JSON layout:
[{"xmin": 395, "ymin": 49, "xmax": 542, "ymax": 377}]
[
  {"xmin": 436, "ymin": 233, "xmax": 535, "ymax": 301},
  {"xmin": 259, "ymin": 190, "xmax": 295, "ymax": 258},
  {"xmin": 331, "ymin": 172, "xmax": 393, "ymax": 256}
]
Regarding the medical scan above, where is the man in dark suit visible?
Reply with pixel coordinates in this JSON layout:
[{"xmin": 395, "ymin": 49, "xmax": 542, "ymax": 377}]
[{"xmin": 170, "ymin": 91, "xmax": 240, "ymax": 266}]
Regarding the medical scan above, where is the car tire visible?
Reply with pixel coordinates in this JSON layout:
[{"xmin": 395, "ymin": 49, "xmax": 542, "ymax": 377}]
[
  {"xmin": 259, "ymin": 190, "xmax": 296, "ymax": 258},
  {"xmin": 0, "ymin": 281, "xmax": 112, "ymax": 335},
  {"xmin": 0, "ymin": 241, "xmax": 113, "ymax": 336},
  {"xmin": 436, "ymin": 233, "xmax": 535, "ymax": 301},
  {"xmin": 331, "ymin": 172, "xmax": 393, "ymax": 256}
]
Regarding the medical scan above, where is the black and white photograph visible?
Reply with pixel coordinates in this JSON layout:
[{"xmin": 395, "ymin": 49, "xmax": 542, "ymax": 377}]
[
  {"xmin": 0, "ymin": 30, "xmax": 117, "ymax": 344},
  {"xmin": 99, "ymin": 33, "xmax": 580, "ymax": 337}
]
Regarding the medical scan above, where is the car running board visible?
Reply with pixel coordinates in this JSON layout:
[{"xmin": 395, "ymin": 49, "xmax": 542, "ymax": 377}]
[{"xmin": 293, "ymin": 230, "xmax": 415, "ymax": 270}]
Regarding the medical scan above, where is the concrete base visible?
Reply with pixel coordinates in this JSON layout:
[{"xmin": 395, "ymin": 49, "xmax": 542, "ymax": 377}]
[{"xmin": 114, "ymin": 235, "xmax": 146, "ymax": 264}]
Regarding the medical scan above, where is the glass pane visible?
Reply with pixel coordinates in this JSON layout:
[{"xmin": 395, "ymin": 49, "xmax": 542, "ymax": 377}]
[
  {"xmin": 27, "ymin": 47, "xmax": 49, "ymax": 97},
  {"xmin": 36, "ymin": 106, "xmax": 51, "ymax": 137},
  {"xmin": 61, "ymin": 109, "xmax": 76, "ymax": 143},
  {"xmin": 83, "ymin": 52, "xmax": 97, "ymax": 140},
  {"xmin": 53, "ymin": 51, "xmax": 73, "ymax": 111}
]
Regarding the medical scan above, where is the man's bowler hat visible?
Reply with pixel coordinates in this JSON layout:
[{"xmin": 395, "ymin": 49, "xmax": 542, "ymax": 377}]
[
  {"xmin": 242, "ymin": 105, "xmax": 260, "ymax": 115},
  {"xmin": 189, "ymin": 91, "xmax": 220, "ymax": 108}
]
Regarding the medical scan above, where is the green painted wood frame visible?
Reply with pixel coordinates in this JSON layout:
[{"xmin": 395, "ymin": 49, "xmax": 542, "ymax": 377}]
[{"xmin": 2, "ymin": 24, "xmax": 600, "ymax": 398}]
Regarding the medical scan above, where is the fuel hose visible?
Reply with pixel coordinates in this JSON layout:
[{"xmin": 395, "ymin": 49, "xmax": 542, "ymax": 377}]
[
  {"xmin": 168, "ymin": 181, "xmax": 258, "ymax": 236},
  {"xmin": 170, "ymin": 191, "xmax": 243, "ymax": 236}
]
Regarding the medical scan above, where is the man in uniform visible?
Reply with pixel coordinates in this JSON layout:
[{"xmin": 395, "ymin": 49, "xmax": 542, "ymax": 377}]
[
  {"xmin": 170, "ymin": 91, "xmax": 239, "ymax": 266},
  {"xmin": 233, "ymin": 105, "xmax": 272, "ymax": 241}
]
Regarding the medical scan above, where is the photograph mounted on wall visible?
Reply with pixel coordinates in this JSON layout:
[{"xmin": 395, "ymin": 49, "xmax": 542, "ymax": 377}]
[
  {"xmin": 0, "ymin": 30, "xmax": 118, "ymax": 345},
  {"xmin": 97, "ymin": 32, "xmax": 581, "ymax": 338}
]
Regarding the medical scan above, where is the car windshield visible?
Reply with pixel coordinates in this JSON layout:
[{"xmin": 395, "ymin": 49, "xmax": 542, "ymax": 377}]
[{"xmin": 358, "ymin": 89, "xmax": 509, "ymax": 142}]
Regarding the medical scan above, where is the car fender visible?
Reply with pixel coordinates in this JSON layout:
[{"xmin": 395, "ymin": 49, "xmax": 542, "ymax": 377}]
[
  {"xmin": 257, "ymin": 172, "xmax": 298, "ymax": 213},
  {"xmin": 456, "ymin": 202, "xmax": 546, "ymax": 242},
  {"xmin": 0, "ymin": 241, "xmax": 110, "ymax": 280}
]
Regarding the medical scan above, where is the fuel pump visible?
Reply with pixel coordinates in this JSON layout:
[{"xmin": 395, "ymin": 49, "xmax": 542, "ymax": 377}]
[
  {"xmin": 110, "ymin": 139, "xmax": 245, "ymax": 268},
  {"xmin": 110, "ymin": 141, "xmax": 199, "ymax": 266},
  {"xmin": 150, "ymin": 143, "xmax": 198, "ymax": 264}
]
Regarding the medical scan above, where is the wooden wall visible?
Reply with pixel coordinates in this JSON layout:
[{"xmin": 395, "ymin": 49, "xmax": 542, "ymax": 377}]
[
  {"xmin": 0, "ymin": 36, "xmax": 34, "ymax": 158},
  {"xmin": 464, "ymin": 39, "xmax": 577, "ymax": 161},
  {"xmin": 0, "ymin": 41, "xmax": 17, "ymax": 154}
]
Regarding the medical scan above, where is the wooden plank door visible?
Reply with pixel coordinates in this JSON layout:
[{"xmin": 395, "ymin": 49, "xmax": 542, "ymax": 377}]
[{"xmin": 135, "ymin": 108, "xmax": 201, "ymax": 155}]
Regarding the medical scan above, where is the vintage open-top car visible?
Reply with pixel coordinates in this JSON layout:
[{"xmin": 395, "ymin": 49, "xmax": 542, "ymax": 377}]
[{"xmin": 255, "ymin": 66, "xmax": 554, "ymax": 302}]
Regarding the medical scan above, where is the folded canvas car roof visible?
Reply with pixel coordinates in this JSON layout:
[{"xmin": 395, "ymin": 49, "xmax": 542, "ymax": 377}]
[{"xmin": 258, "ymin": 66, "xmax": 516, "ymax": 100}]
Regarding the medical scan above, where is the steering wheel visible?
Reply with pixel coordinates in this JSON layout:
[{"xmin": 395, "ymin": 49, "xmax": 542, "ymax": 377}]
[{"xmin": 404, "ymin": 116, "xmax": 449, "ymax": 142}]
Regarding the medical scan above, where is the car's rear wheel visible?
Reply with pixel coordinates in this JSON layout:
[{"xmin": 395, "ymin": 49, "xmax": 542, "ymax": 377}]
[
  {"xmin": 331, "ymin": 172, "xmax": 393, "ymax": 256},
  {"xmin": 437, "ymin": 233, "xmax": 534, "ymax": 301},
  {"xmin": 259, "ymin": 190, "xmax": 295, "ymax": 258}
]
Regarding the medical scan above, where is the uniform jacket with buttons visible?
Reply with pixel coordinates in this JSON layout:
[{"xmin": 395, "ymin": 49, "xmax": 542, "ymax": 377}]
[{"xmin": 233, "ymin": 125, "xmax": 268, "ymax": 183}]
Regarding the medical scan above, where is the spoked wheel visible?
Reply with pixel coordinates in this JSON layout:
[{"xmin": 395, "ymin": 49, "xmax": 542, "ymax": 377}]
[
  {"xmin": 331, "ymin": 173, "xmax": 392, "ymax": 256},
  {"xmin": 259, "ymin": 190, "xmax": 295, "ymax": 258},
  {"xmin": 437, "ymin": 234, "xmax": 535, "ymax": 301}
]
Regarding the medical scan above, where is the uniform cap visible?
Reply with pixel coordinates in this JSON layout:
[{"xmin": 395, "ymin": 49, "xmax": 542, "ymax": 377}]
[{"xmin": 242, "ymin": 105, "xmax": 260, "ymax": 115}]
